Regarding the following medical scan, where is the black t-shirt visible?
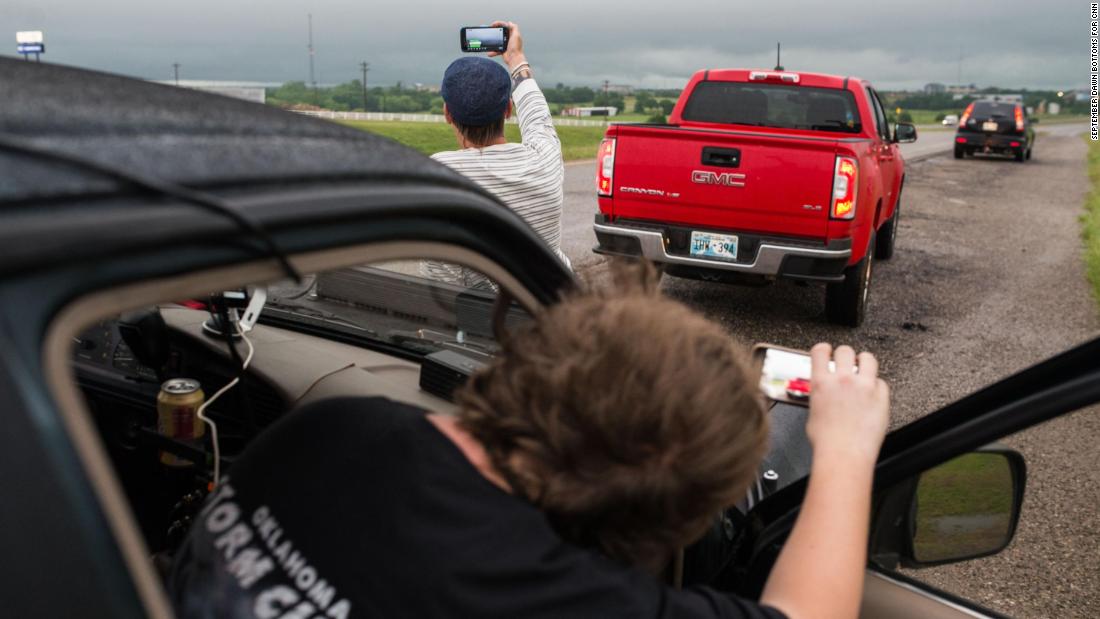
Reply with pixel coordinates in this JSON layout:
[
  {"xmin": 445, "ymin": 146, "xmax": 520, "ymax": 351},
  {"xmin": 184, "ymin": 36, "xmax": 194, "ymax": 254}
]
[{"xmin": 169, "ymin": 397, "xmax": 786, "ymax": 619}]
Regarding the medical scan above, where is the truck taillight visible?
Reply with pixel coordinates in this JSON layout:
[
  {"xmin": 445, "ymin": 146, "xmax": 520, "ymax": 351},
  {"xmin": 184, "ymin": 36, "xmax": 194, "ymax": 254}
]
[
  {"xmin": 959, "ymin": 102, "xmax": 975, "ymax": 128},
  {"xmin": 597, "ymin": 138, "xmax": 615, "ymax": 197},
  {"xmin": 830, "ymin": 156, "xmax": 858, "ymax": 220},
  {"xmin": 1015, "ymin": 106, "xmax": 1025, "ymax": 132}
]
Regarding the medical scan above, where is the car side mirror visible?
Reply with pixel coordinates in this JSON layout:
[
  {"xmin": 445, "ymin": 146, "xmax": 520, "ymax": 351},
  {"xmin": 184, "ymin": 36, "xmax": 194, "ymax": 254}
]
[
  {"xmin": 893, "ymin": 122, "xmax": 917, "ymax": 143},
  {"xmin": 869, "ymin": 446, "xmax": 1025, "ymax": 569}
]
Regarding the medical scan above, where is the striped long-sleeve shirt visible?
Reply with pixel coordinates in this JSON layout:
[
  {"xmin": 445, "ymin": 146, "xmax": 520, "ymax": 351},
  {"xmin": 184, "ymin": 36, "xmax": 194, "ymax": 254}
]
[{"xmin": 421, "ymin": 78, "xmax": 571, "ymax": 288}]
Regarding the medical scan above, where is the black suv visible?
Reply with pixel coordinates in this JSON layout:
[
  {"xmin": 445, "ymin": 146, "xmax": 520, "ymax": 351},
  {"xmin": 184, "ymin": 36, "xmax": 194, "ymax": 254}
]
[{"xmin": 954, "ymin": 99, "xmax": 1035, "ymax": 162}]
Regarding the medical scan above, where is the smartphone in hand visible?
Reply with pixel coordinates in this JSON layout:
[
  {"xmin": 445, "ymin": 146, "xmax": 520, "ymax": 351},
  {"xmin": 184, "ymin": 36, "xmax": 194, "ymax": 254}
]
[
  {"xmin": 460, "ymin": 26, "xmax": 508, "ymax": 53},
  {"xmin": 753, "ymin": 344, "xmax": 856, "ymax": 406}
]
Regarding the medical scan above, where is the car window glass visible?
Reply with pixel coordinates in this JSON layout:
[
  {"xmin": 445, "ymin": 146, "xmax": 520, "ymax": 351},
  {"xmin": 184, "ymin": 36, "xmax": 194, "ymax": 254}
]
[
  {"xmin": 867, "ymin": 87, "xmax": 890, "ymax": 141},
  {"xmin": 887, "ymin": 409, "xmax": 1100, "ymax": 617},
  {"xmin": 268, "ymin": 259, "xmax": 534, "ymax": 358},
  {"xmin": 680, "ymin": 82, "xmax": 862, "ymax": 133},
  {"xmin": 971, "ymin": 101, "xmax": 1017, "ymax": 118}
]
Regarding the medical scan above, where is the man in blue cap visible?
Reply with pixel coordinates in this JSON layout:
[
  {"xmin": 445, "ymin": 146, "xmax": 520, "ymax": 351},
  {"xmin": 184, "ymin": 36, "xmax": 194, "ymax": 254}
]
[{"xmin": 422, "ymin": 21, "xmax": 571, "ymax": 287}]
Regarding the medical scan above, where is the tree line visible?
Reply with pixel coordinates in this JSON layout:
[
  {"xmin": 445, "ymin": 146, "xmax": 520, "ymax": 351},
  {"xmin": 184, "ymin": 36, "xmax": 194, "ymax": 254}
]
[
  {"xmin": 266, "ymin": 79, "xmax": 682, "ymax": 116},
  {"xmin": 268, "ymin": 79, "xmax": 1085, "ymax": 119},
  {"xmin": 267, "ymin": 81, "xmax": 444, "ymax": 113},
  {"xmin": 887, "ymin": 89, "xmax": 1088, "ymax": 115}
]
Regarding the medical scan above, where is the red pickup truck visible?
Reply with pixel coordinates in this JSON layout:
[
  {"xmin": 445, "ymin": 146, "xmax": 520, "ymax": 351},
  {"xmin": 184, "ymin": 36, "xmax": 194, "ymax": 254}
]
[{"xmin": 593, "ymin": 69, "xmax": 917, "ymax": 326}]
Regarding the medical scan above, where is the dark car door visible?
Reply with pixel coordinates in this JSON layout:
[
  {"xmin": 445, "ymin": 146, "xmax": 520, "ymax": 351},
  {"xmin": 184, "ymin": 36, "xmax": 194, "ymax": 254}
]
[{"xmin": 739, "ymin": 336, "xmax": 1100, "ymax": 617}]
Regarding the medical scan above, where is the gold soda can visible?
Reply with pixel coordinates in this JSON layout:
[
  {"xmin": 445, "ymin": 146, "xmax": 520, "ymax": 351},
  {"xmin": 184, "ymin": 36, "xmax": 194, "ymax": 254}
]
[{"xmin": 157, "ymin": 378, "xmax": 205, "ymax": 467}]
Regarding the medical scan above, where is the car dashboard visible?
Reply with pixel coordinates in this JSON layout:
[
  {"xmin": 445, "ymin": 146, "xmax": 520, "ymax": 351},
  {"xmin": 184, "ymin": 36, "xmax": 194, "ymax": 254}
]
[
  {"xmin": 72, "ymin": 303, "xmax": 812, "ymax": 589},
  {"xmin": 72, "ymin": 305, "xmax": 460, "ymax": 554}
]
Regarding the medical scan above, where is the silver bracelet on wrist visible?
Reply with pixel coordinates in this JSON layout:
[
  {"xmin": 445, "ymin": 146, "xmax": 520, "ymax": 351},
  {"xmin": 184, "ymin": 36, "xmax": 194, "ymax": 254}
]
[{"xmin": 510, "ymin": 62, "xmax": 531, "ymax": 79}]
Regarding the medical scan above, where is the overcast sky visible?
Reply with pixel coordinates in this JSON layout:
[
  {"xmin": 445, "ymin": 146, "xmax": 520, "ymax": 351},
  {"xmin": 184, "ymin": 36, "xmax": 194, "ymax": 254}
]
[{"xmin": 0, "ymin": 1, "xmax": 1084, "ymax": 90}]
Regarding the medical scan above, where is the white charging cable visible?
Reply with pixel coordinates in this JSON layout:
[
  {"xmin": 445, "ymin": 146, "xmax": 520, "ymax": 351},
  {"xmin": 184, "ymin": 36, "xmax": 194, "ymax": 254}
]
[{"xmin": 196, "ymin": 317, "xmax": 254, "ymax": 488}]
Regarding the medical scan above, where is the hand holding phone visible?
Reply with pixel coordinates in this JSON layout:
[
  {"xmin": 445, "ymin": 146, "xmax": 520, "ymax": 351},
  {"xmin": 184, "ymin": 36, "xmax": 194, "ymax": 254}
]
[
  {"xmin": 804, "ymin": 343, "xmax": 890, "ymax": 463},
  {"xmin": 461, "ymin": 21, "xmax": 526, "ymax": 71}
]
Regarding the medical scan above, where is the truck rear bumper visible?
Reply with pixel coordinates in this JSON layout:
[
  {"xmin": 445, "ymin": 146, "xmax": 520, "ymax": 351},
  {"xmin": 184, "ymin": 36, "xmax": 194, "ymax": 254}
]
[
  {"xmin": 593, "ymin": 217, "xmax": 852, "ymax": 282},
  {"xmin": 955, "ymin": 130, "xmax": 1028, "ymax": 152}
]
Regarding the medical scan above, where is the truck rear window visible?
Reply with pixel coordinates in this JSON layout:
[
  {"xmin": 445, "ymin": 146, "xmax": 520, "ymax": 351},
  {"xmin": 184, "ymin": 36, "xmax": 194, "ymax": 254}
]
[{"xmin": 681, "ymin": 82, "xmax": 863, "ymax": 134}]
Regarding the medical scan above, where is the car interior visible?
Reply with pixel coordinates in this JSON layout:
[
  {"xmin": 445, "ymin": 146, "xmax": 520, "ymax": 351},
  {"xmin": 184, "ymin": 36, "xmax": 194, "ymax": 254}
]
[{"xmin": 51, "ymin": 238, "xmax": 1031, "ymax": 619}]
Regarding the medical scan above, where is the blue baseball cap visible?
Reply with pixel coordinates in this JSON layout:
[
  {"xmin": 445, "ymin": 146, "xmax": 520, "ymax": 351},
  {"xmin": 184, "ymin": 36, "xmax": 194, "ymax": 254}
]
[{"xmin": 441, "ymin": 57, "xmax": 511, "ymax": 125}]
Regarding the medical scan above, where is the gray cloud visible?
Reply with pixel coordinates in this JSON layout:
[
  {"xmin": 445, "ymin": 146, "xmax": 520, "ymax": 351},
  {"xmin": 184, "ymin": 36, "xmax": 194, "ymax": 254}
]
[{"xmin": 0, "ymin": 0, "xmax": 1083, "ymax": 90}]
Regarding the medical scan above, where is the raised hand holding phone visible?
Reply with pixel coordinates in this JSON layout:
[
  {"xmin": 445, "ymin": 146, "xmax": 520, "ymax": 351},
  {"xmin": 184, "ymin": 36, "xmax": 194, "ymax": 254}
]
[
  {"xmin": 805, "ymin": 343, "xmax": 890, "ymax": 464},
  {"xmin": 760, "ymin": 344, "xmax": 891, "ymax": 619},
  {"xmin": 485, "ymin": 21, "xmax": 526, "ymax": 72}
]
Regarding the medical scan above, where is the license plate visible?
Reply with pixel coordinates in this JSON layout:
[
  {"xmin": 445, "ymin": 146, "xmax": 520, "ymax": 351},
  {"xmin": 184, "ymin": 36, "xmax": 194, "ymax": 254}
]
[
  {"xmin": 982, "ymin": 121, "xmax": 999, "ymax": 132},
  {"xmin": 690, "ymin": 231, "xmax": 739, "ymax": 262}
]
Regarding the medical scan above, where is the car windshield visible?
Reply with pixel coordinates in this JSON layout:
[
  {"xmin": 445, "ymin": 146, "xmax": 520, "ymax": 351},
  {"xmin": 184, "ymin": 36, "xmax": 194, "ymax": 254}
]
[
  {"xmin": 266, "ymin": 260, "xmax": 532, "ymax": 360},
  {"xmin": 680, "ymin": 82, "xmax": 863, "ymax": 133}
]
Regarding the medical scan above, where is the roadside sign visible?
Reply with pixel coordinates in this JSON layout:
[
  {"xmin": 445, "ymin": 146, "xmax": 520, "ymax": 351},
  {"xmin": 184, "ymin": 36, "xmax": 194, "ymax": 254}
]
[
  {"xmin": 15, "ymin": 31, "xmax": 45, "ymax": 60},
  {"xmin": 16, "ymin": 31, "xmax": 43, "ymax": 44}
]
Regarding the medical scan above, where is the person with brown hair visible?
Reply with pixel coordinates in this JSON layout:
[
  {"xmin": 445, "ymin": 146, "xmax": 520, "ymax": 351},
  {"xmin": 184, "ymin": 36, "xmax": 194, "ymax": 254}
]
[{"xmin": 170, "ymin": 266, "xmax": 889, "ymax": 619}]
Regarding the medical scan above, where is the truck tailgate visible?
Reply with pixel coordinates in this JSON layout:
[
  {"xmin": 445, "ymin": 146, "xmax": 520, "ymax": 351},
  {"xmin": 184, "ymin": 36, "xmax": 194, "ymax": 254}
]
[{"xmin": 610, "ymin": 125, "xmax": 843, "ymax": 238}]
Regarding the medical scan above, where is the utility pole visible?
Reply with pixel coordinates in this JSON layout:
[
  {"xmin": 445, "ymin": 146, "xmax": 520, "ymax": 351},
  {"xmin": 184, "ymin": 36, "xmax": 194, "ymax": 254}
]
[
  {"xmin": 172, "ymin": 62, "xmax": 180, "ymax": 86},
  {"xmin": 359, "ymin": 61, "xmax": 370, "ymax": 111},
  {"xmin": 774, "ymin": 42, "xmax": 783, "ymax": 71},
  {"xmin": 602, "ymin": 79, "xmax": 609, "ymax": 95},
  {"xmin": 308, "ymin": 13, "xmax": 317, "ymax": 102}
]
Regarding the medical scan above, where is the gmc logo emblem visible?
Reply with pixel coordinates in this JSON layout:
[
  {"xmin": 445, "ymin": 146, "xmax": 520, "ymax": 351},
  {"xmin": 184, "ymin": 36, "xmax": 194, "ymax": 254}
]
[{"xmin": 691, "ymin": 170, "xmax": 746, "ymax": 187}]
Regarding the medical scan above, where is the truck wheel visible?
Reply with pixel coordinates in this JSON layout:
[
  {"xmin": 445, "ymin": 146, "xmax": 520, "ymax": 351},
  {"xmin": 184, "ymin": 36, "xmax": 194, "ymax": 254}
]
[
  {"xmin": 875, "ymin": 196, "xmax": 900, "ymax": 261},
  {"xmin": 1015, "ymin": 148, "xmax": 1026, "ymax": 163},
  {"xmin": 954, "ymin": 146, "xmax": 964, "ymax": 159},
  {"xmin": 826, "ymin": 237, "xmax": 874, "ymax": 327}
]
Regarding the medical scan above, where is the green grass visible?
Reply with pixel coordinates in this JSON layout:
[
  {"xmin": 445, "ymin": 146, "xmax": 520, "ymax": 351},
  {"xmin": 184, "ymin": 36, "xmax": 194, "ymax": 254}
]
[
  {"xmin": 557, "ymin": 112, "xmax": 654, "ymax": 123},
  {"xmin": 899, "ymin": 109, "xmax": 961, "ymax": 125},
  {"xmin": 338, "ymin": 120, "xmax": 607, "ymax": 161},
  {"xmin": 912, "ymin": 453, "xmax": 1014, "ymax": 562},
  {"xmin": 1084, "ymin": 136, "xmax": 1100, "ymax": 312},
  {"xmin": 1038, "ymin": 114, "xmax": 1089, "ymax": 124}
]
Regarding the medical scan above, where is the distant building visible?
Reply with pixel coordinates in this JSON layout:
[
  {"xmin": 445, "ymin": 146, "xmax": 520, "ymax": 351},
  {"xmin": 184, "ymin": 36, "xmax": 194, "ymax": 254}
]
[
  {"xmin": 563, "ymin": 106, "xmax": 619, "ymax": 117},
  {"xmin": 946, "ymin": 84, "xmax": 978, "ymax": 95},
  {"xmin": 414, "ymin": 83, "xmax": 442, "ymax": 93},
  {"xmin": 155, "ymin": 80, "xmax": 270, "ymax": 104},
  {"xmin": 983, "ymin": 93, "xmax": 1024, "ymax": 104},
  {"xmin": 1070, "ymin": 89, "xmax": 1090, "ymax": 103},
  {"xmin": 924, "ymin": 82, "xmax": 946, "ymax": 94},
  {"xmin": 193, "ymin": 86, "xmax": 266, "ymax": 104},
  {"xmin": 605, "ymin": 84, "xmax": 634, "ymax": 95},
  {"xmin": 1047, "ymin": 102, "xmax": 1061, "ymax": 115}
]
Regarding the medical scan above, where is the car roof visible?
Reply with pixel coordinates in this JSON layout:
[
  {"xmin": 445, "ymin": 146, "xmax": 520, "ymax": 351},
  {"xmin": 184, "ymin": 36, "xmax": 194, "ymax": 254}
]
[{"xmin": 0, "ymin": 58, "xmax": 472, "ymax": 205}]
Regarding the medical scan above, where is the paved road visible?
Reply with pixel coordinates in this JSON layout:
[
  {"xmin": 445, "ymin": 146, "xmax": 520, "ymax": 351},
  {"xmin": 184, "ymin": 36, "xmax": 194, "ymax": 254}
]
[
  {"xmin": 560, "ymin": 126, "xmax": 961, "ymax": 274},
  {"xmin": 563, "ymin": 123, "xmax": 1097, "ymax": 618}
]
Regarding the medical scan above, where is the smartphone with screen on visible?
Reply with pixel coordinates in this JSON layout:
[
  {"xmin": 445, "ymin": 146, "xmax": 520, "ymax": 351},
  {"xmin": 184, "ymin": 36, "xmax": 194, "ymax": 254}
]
[
  {"xmin": 460, "ymin": 26, "xmax": 508, "ymax": 53},
  {"xmin": 752, "ymin": 344, "xmax": 855, "ymax": 406}
]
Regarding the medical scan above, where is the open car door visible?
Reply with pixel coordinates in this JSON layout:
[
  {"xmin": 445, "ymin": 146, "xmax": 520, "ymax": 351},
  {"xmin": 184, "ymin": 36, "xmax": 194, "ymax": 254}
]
[{"xmin": 737, "ymin": 336, "xmax": 1100, "ymax": 618}]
